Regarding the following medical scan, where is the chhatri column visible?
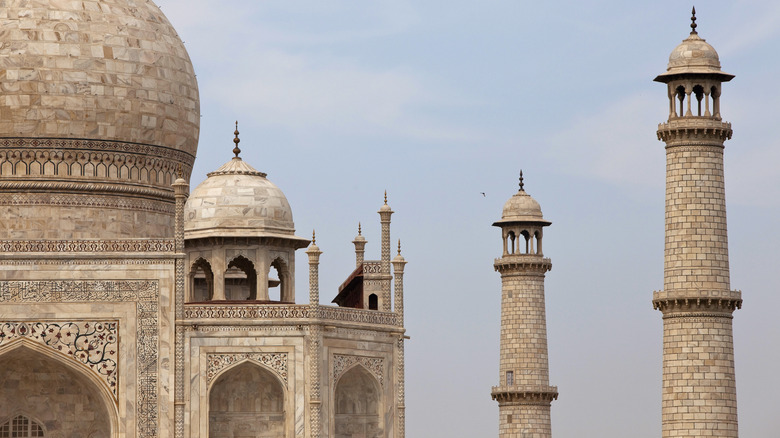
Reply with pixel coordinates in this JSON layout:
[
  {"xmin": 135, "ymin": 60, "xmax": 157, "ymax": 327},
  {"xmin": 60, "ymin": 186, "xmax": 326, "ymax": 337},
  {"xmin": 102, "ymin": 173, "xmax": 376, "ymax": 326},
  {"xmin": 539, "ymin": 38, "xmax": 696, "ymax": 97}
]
[
  {"xmin": 653, "ymin": 9, "xmax": 741, "ymax": 437},
  {"xmin": 491, "ymin": 173, "xmax": 557, "ymax": 437}
]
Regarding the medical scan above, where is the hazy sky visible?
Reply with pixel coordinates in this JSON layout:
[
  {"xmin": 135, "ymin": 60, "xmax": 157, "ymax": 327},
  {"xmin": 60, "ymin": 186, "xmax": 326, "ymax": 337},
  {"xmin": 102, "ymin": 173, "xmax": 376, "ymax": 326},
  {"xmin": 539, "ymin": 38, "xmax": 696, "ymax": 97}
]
[{"xmin": 159, "ymin": 1, "xmax": 780, "ymax": 436}]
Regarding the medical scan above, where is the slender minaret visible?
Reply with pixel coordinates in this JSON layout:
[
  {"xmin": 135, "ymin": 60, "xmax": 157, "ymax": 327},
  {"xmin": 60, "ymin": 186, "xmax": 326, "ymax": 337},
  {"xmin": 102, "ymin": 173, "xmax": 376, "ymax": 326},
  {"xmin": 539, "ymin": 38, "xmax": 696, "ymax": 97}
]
[
  {"xmin": 653, "ymin": 9, "xmax": 741, "ymax": 437},
  {"xmin": 491, "ymin": 172, "xmax": 557, "ymax": 437},
  {"xmin": 378, "ymin": 192, "xmax": 394, "ymax": 312}
]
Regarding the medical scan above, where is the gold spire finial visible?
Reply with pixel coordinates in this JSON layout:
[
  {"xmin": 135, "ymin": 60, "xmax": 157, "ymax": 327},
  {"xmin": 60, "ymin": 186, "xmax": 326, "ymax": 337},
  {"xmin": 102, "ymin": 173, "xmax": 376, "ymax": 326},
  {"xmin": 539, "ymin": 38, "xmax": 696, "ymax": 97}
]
[
  {"xmin": 690, "ymin": 6, "xmax": 698, "ymax": 34},
  {"xmin": 312, "ymin": 229, "xmax": 316, "ymax": 244},
  {"xmin": 397, "ymin": 239, "xmax": 402, "ymax": 255},
  {"xmin": 232, "ymin": 121, "xmax": 241, "ymax": 158},
  {"xmin": 358, "ymin": 222, "xmax": 362, "ymax": 235},
  {"xmin": 384, "ymin": 190, "xmax": 388, "ymax": 205},
  {"xmin": 176, "ymin": 163, "xmax": 183, "ymax": 179}
]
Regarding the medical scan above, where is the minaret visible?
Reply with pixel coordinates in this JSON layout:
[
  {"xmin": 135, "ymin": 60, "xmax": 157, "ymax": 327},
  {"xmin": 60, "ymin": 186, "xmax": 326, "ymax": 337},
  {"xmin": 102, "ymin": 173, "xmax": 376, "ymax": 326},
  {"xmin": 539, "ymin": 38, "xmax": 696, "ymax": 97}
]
[
  {"xmin": 378, "ymin": 192, "xmax": 394, "ymax": 312},
  {"xmin": 491, "ymin": 172, "xmax": 557, "ymax": 437},
  {"xmin": 653, "ymin": 9, "xmax": 741, "ymax": 437}
]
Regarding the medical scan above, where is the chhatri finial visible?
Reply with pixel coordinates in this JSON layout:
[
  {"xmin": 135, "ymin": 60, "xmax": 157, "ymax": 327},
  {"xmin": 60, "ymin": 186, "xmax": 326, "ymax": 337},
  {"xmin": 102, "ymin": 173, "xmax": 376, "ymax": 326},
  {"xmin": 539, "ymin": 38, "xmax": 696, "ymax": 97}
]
[
  {"xmin": 358, "ymin": 222, "xmax": 362, "ymax": 235},
  {"xmin": 397, "ymin": 239, "xmax": 402, "ymax": 255},
  {"xmin": 176, "ymin": 163, "xmax": 183, "ymax": 179},
  {"xmin": 311, "ymin": 229, "xmax": 316, "ymax": 244},
  {"xmin": 519, "ymin": 170, "xmax": 525, "ymax": 192},
  {"xmin": 384, "ymin": 190, "xmax": 388, "ymax": 205},
  {"xmin": 690, "ymin": 6, "xmax": 698, "ymax": 34},
  {"xmin": 232, "ymin": 121, "xmax": 241, "ymax": 158}
]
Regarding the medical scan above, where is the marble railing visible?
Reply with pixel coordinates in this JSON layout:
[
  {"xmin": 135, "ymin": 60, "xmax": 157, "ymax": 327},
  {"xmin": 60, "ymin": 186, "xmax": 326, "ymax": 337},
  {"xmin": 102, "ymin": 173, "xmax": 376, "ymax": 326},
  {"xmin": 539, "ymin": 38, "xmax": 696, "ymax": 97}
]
[{"xmin": 183, "ymin": 303, "xmax": 399, "ymax": 326}]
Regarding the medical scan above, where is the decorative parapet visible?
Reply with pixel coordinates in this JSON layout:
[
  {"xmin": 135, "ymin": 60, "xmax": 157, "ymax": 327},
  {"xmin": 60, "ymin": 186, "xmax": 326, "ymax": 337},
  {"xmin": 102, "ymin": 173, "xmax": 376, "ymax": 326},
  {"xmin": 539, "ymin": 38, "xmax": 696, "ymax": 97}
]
[
  {"xmin": 362, "ymin": 261, "xmax": 382, "ymax": 275},
  {"xmin": 657, "ymin": 118, "xmax": 732, "ymax": 144},
  {"xmin": 183, "ymin": 305, "xmax": 309, "ymax": 320},
  {"xmin": 652, "ymin": 289, "xmax": 742, "ymax": 313},
  {"xmin": 0, "ymin": 239, "xmax": 175, "ymax": 253},
  {"xmin": 491, "ymin": 384, "xmax": 558, "ymax": 406},
  {"xmin": 183, "ymin": 304, "xmax": 400, "ymax": 326},
  {"xmin": 494, "ymin": 255, "xmax": 552, "ymax": 274}
]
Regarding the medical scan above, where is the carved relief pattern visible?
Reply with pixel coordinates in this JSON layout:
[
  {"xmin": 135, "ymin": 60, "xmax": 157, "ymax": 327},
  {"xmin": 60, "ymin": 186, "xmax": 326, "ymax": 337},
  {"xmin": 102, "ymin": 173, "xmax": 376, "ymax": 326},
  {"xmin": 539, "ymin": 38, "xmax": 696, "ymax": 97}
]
[
  {"xmin": 0, "ymin": 321, "xmax": 118, "ymax": 398},
  {"xmin": 333, "ymin": 354, "xmax": 384, "ymax": 387},
  {"xmin": 0, "ymin": 239, "xmax": 174, "ymax": 253},
  {"xmin": 309, "ymin": 325, "xmax": 322, "ymax": 438},
  {"xmin": 0, "ymin": 280, "xmax": 159, "ymax": 438},
  {"xmin": 0, "ymin": 138, "xmax": 194, "ymax": 190},
  {"xmin": 0, "ymin": 192, "xmax": 175, "ymax": 214},
  {"xmin": 207, "ymin": 353, "xmax": 289, "ymax": 385},
  {"xmin": 184, "ymin": 305, "xmax": 309, "ymax": 319},
  {"xmin": 183, "ymin": 304, "xmax": 399, "ymax": 326},
  {"xmin": 362, "ymin": 262, "xmax": 381, "ymax": 274}
]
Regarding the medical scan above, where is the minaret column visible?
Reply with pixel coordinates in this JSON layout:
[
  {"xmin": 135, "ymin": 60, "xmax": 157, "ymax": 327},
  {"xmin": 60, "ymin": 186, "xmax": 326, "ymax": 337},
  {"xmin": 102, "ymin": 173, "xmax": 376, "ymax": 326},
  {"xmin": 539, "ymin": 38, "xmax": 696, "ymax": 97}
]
[
  {"xmin": 378, "ymin": 192, "xmax": 394, "ymax": 312},
  {"xmin": 492, "ymin": 174, "xmax": 557, "ymax": 438},
  {"xmin": 653, "ymin": 10, "xmax": 741, "ymax": 437},
  {"xmin": 392, "ymin": 242, "xmax": 407, "ymax": 438},
  {"xmin": 352, "ymin": 223, "xmax": 367, "ymax": 267}
]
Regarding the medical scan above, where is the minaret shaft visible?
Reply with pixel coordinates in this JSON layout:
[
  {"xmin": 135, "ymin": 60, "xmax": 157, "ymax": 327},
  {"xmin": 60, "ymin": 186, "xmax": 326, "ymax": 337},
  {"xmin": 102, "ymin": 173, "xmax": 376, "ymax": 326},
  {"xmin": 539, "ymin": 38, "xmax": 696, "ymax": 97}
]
[{"xmin": 653, "ymin": 18, "xmax": 741, "ymax": 436}]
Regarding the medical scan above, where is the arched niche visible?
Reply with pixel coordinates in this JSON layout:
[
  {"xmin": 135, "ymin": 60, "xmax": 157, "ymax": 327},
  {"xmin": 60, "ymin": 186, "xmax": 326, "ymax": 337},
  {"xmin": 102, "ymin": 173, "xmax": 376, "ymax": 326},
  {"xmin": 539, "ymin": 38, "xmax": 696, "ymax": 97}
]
[
  {"xmin": 208, "ymin": 362, "xmax": 285, "ymax": 438},
  {"xmin": 334, "ymin": 365, "xmax": 382, "ymax": 438},
  {"xmin": 0, "ymin": 340, "xmax": 117, "ymax": 438},
  {"xmin": 225, "ymin": 255, "xmax": 257, "ymax": 301},
  {"xmin": 190, "ymin": 257, "xmax": 214, "ymax": 302},
  {"xmin": 268, "ymin": 257, "xmax": 292, "ymax": 302}
]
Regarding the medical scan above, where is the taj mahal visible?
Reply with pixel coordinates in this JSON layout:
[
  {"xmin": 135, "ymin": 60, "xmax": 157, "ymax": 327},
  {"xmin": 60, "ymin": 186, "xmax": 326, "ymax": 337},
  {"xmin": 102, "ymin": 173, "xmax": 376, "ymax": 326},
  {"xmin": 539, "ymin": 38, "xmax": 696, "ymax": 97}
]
[{"xmin": 0, "ymin": 2, "xmax": 747, "ymax": 438}]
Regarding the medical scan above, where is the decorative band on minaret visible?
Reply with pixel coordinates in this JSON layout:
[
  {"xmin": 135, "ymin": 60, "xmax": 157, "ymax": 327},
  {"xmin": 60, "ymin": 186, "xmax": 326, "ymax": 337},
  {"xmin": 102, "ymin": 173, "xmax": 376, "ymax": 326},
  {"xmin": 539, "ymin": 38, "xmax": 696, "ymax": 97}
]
[
  {"xmin": 491, "ymin": 172, "xmax": 557, "ymax": 438},
  {"xmin": 653, "ymin": 9, "xmax": 741, "ymax": 437}
]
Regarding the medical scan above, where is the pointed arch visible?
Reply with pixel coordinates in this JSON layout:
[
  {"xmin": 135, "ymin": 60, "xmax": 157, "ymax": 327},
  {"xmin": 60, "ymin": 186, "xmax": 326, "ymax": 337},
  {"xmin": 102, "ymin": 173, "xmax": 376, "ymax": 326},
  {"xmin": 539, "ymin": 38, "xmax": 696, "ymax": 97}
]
[
  {"xmin": 0, "ymin": 414, "xmax": 45, "ymax": 438},
  {"xmin": 226, "ymin": 255, "xmax": 257, "ymax": 300},
  {"xmin": 334, "ymin": 365, "xmax": 383, "ymax": 438},
  {"xmin": 0, "ymin": 340, "xmax": 117, "ymax": 438},
  {"xmin": 208, "ymin": 361, "xmax": 285, "ymax": 438},
  {"xmin": 190, "ymin": 257, "xmax": 214, "ymax": 302},
  {"xmin": 269, "ymin": 257, "xmax": 292, "ymax": 302}
]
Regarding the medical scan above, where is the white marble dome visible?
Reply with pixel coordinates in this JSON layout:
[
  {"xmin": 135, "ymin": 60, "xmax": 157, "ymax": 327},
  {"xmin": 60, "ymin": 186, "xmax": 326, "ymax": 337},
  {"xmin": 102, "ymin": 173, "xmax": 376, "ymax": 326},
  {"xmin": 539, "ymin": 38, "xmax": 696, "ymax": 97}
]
[
  {"xmin": 655, "ymin": 31, "xmax": 733, "ymax": 81},
  {"xmin": 494, "ymin": 185, "xmax": 551, "ymax": 226},
  {"xmin": 184, "ymin": 157, "xmax": 297, "ymax": 239},
  {"xmin": 0, "ymin": 0, "xmax": 200, "ymax": 156}
]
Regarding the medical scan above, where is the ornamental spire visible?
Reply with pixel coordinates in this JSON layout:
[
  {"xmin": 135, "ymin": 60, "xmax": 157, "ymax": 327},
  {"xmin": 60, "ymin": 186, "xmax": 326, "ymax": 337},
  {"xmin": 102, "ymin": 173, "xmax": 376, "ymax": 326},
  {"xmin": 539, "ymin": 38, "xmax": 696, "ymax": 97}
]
[
  {"xmin": 690, "ymin": 6, "xmax": 698, "ymax": 34},
  {"xmin": 233, "ymin": 121, "xmax": 241, "ymax": 158},
  {"xmin": 519, "ymin": 170, "xmax": 525, "ymax": 192}
]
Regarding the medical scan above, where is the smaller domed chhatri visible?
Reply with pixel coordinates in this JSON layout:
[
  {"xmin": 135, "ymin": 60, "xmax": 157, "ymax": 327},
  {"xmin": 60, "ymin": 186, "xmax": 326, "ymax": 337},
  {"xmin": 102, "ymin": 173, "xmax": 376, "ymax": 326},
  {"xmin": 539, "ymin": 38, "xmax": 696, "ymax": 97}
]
[{"xmin": 184, "ymin": 124, "xmax": 306, "ymax": 242}]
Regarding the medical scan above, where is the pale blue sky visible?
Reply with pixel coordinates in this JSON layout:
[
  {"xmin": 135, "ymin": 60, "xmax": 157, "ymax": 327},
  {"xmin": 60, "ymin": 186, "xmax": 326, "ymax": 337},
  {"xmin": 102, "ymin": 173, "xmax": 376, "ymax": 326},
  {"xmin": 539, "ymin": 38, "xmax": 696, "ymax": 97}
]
[{"xmin": 159, "ymin": 1, "xmax": 780, "ymax": 436}]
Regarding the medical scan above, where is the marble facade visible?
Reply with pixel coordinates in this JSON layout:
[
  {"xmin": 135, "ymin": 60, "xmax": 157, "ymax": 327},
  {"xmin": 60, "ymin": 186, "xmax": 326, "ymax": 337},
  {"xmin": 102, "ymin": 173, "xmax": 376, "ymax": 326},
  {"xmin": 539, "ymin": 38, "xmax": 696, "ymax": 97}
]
[{"xmin": 0, "ymin": 1, "xmax": 408, "ymax": 438}]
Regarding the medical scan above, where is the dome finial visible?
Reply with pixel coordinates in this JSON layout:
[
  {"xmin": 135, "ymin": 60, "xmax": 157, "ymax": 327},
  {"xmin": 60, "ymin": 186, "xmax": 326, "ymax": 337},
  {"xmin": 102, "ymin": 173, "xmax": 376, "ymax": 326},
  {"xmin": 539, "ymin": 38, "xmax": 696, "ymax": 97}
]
[
  {"xmin": 358, "ymin": 222, "xmax": 362, "ymax": 235},
  {"xmin": 397, "ymin": 239, "xmax": 402, "ymax": 255},
  {"xmin": 519, "ymin": 170, "xmax": 525, "ymax": 192},
  {"xmin": 690, "ymin": 6, "xmax": 698, "ymax": 34},
  {"xmin": 384, "ymin": 190, "xmax": 388, "ymax": 205},
  {"xmin": 232, "ymin": 121, "xmax": 241, "ymax": 158},
  {"xmin": 312, "ymin": 229, "xmax": 316, "ymax": 244}
]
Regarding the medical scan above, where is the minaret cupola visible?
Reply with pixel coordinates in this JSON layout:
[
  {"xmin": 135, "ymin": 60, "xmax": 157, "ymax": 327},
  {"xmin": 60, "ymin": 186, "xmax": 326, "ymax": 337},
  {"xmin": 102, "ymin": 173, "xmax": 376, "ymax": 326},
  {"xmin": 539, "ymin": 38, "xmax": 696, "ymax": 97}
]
[
  {"xmin": 492, "ymin": 171, "xmax": 551, "ymax": 256},
  {"xmin": 654, "ymin": 7, "xmax": 734, "ymax": 121}
]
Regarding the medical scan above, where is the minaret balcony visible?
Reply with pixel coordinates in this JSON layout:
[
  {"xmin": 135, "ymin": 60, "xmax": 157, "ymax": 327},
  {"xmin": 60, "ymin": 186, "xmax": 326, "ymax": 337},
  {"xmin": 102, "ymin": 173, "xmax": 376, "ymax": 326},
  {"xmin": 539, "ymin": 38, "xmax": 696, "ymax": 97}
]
[
  {"xmin": 652, "ymin": 289, "xmax": 742, "ymax": 313},
  {"xmin": 491, "ymin": 384, "xmax": 558, "ymax": 406},
  {"xmin": 657, "ymin": 117, "xmax": 732, "ymax": 143},
  {"xmin": 494, "ymin": 254, "xmax": 552, "ymax": 274}
]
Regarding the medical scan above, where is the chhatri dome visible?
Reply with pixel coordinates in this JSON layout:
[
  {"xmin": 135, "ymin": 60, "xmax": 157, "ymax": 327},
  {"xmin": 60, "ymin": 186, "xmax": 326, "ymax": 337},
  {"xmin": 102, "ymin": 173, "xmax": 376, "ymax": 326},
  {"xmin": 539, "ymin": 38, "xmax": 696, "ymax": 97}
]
[
  {"xmin": 184, "ymin": 125, "xmax": 305, "ymax": 242},
  {"xmin": 0, "ymin": 0, "xmax": 200, "ymax": 241},
  {"xmin": 654, "ymin": 7, "xmax": 734, "ymax": 82},
  {"xmin": 493, "ymin": 171, "xmax": 551, "ymax": 226}
]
